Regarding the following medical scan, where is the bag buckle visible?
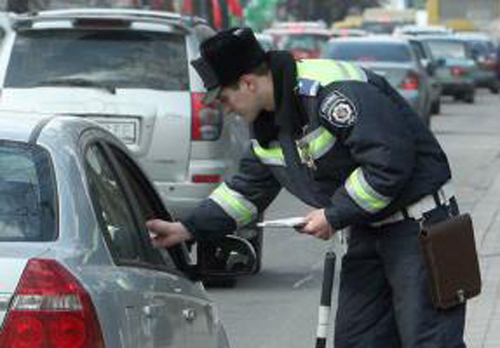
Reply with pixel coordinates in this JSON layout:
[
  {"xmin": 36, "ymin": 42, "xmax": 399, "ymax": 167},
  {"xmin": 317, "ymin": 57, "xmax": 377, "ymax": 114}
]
[{"xmin": 456, "ymin": 289, "xmax": 466, "ymax": 303}]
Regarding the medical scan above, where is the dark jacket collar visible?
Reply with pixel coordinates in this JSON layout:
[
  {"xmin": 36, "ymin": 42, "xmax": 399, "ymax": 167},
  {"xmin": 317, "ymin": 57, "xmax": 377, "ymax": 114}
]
[{"xmin": 252, "ymin": 51, "xmax": 305, "ymax": 146}]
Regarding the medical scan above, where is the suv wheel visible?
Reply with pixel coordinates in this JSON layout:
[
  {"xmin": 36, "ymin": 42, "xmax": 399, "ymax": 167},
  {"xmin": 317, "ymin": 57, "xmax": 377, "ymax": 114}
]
[
  {"xmin": 196, "ymin": 242, "xmax": 238, "ymax": 288},
  {"xmin": 247, "ymin": 227, "xmax": 263, "ymax": 274},
  {"xmin": 430, "ymin": 99, "xmax": 441, "ymax": 115},
  {"xmin": 462, "ymin": 89, "xmax": 475, "ymax": 104},
  {"xmin": 489, "ymin": 81, "xmax": 500, "ymax": 94}
]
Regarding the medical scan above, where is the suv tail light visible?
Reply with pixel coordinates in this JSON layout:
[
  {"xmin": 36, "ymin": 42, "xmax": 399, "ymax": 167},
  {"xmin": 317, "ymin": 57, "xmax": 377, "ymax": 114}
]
[
  {"xmin": 191, "ymin": 93, "xmax": 223, "ymax": 141},
  {"xmin": 400, "ymin": 72, "xmax": 419, "ymax": 90},
  {"xmin": 0, "ymin": 259, "xmax": 105, "ymax": 348}
]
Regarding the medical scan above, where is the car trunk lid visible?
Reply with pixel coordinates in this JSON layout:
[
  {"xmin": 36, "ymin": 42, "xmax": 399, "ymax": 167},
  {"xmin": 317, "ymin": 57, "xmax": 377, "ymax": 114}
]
[{"xmin": 357, "ymin": 61, "xmax": 414, "ymax": 87}]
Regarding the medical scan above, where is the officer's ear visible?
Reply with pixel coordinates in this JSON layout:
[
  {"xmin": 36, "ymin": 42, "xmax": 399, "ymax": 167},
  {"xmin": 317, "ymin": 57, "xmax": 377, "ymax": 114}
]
[{"xmin": 239, "ymin": 74, "xmax": 257, "ymax": 92}]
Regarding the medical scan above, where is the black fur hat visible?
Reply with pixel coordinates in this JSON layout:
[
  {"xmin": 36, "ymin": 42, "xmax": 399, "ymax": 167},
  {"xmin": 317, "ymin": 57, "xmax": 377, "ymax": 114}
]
[{"xmin": 191, "ymin": 27, "xmax": 266, "ymax": 103}]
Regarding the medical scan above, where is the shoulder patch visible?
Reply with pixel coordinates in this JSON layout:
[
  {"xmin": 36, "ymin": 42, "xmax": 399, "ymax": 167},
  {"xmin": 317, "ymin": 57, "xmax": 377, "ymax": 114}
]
[{"xmin": 319, "ymin": 91, "xmax": 357, "ymax": 128}]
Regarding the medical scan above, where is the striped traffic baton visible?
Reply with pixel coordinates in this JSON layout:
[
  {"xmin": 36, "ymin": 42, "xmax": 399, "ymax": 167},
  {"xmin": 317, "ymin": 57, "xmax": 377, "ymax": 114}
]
[{"xmin": 315, "ymin": 251, "xmax": 336, "ymax": 348}]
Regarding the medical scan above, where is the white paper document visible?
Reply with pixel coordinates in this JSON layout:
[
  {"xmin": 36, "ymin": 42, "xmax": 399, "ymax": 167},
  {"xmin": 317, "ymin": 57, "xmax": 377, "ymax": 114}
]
[{"xmin": 257, "ymin": 217, "xmax": 307, "ymax": 228}]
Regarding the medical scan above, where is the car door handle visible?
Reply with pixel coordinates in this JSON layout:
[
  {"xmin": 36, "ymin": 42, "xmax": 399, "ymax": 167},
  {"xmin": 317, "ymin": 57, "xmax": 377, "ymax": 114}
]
[{"xmin": 182, "ymin": 308, "xmax": 196, "ymax": 323}]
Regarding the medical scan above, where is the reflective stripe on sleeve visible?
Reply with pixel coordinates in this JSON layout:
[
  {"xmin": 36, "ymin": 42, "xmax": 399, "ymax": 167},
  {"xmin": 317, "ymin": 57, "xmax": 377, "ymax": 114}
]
[
  {"xmin": 299, "ymin": 127, "xmax": 336, "ymax": 160},
  {"xmin": 251, "ymin": 140, "xmax": 286, "ymax": 166},
  {"xmin": 345, "ymin": 168, "xmax": 391, "ymax": 213},
  {"xmin": 209, "ymin": 182, "xmax": 258, "ymax": 227}
]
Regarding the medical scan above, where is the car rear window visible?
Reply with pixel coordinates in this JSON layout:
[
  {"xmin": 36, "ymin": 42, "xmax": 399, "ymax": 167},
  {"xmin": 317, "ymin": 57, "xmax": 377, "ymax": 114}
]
[
  {"xmin": 425, "ymin": 40, "xmax": 467, "ymax": 59},
  {"xmin": 282, "ymin": 34, "xmax": 329, "ymax": 51},
  {"xmin": 0, "ymin": 141, "xmax": 57, "ymax": 242},
  {"xmin": 5, "ymin": 29, "xmax": 189, "ymax": 91},
  {"xmin": 324, "ymin": 42, "xmax": 412, "ymax": 62}
]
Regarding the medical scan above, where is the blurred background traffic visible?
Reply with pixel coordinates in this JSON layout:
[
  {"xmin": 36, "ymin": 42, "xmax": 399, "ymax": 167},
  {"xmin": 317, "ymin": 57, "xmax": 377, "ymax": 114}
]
[
  {"xmin": 1, "ymin": 0, "xmax": 499, "ymax": 127},
  {"xmin": 0, "ymin": 2, "xmax": 498, "ymax": 347},
  {"xmin": 0, "ymin": 0, "xmax": 497, "ymax": 281}
]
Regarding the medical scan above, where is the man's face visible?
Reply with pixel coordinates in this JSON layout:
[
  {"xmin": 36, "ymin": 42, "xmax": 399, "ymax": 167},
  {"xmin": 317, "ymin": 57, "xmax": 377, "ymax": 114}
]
[{"xmin": 217, "ymin": 77, "xmax": 261, "ymax": 123}]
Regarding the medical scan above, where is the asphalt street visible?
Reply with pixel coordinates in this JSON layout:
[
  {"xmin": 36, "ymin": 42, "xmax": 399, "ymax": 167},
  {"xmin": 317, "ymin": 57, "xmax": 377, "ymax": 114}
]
[{"xmin": 210, "ymin": 89, "xmax": 500, "ymax": 348}]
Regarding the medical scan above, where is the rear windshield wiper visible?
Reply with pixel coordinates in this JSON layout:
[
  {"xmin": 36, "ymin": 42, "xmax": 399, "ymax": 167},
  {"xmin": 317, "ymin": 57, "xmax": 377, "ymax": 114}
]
[{"xmin": 35, "ymin": 77, "xmax": 117, "ymax": 94}]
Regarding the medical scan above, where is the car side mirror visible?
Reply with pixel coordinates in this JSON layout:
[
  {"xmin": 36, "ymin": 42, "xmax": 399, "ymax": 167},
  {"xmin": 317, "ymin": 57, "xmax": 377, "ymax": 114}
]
[
  {"xmin": 425, "ymin": 61, "xmax": 436, "ymax": 75},
  {"xmin": 190, "ymin": 235, "xmax": 257, "ymax": 280}
]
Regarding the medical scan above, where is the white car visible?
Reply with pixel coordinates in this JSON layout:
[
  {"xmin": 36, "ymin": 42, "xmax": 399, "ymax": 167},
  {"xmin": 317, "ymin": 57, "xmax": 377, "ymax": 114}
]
[
  {"xmin": 0, "ymin": 112, "xmax": 256, "ymax": 347},
  {"xmin": 0, "ymin": 8, "xmax": 264, "ymax": 280}
]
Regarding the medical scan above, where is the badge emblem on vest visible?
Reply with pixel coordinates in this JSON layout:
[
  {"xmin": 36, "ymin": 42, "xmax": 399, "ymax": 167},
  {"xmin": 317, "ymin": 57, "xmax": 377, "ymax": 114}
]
[{"xmin": 320, "ymin": 91, "xmax": 357, "ymax": 128}]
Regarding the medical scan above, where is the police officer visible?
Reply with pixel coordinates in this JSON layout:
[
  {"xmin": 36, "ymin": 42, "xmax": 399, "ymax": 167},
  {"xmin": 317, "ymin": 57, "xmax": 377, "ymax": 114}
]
[{"xmin": 147, "ymin": 27, "xmax": 466, "ymax": 347}]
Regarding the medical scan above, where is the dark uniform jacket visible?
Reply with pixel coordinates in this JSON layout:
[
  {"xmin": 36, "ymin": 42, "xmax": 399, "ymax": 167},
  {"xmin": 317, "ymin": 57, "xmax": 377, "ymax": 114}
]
[{"xmin": 183, "ymin": 51, "xmax": 451, "ymax": 240}]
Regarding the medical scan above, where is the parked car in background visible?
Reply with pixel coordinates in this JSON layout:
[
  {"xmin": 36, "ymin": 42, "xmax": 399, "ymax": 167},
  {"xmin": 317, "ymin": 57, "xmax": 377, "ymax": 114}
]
[
  {"xmin": 322, "ymin": 36, "xmax": 433, "ymax": 125},
  {"xmin": 330, "ymin": 27, "xmax": 368, "ymax": 38},
  {"xmin": 407, "ymin": 36, "xmax": 444, "ymax": 114},
  {"xmin": 264, "ymin": 22, "xmax": 330, "ymax": 59},
  {"xmin": 393, "ymin": 25, "xmax": 453, "ymax": 37},
  {"xmin": 418, "ymin": 36, "xmax": 477, "ymax": 103},
  {"xmin": 455, "ymin": 32, "xmax": 500, "ymax": 94},
  {"xmin": 0, "ymin": 113, "xmax": 257, "ymax": 347},
  {"xmin": 0, "ymin": 8, "xmax": 263, "ymax": 282},
  {"xmin": 255, "ymin": 32, "xmax": 277, "ymax": 51}
]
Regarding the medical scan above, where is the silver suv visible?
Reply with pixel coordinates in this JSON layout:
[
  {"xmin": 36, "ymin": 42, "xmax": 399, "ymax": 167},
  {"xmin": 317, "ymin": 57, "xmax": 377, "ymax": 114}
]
[{"xmin": 0, "ymin": 8, "xmax": 262, "ymax": 281}]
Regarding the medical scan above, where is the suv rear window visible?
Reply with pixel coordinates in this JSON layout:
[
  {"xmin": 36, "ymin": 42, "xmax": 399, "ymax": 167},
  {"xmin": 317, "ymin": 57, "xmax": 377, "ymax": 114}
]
[
  {"xmin": 282, "ymin": 34, "xmax": 329, "ymax": 51},
  {"xmin": 0, "ymin": 141, "xmax": 57, "ymax": 241},
  {"xmin": 5, "ymin": 29, "xmax": 189, "ymax": 91}
]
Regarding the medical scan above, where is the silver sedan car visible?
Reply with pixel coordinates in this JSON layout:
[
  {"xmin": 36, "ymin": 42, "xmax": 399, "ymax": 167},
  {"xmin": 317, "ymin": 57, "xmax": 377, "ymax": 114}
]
[
  {"xmin": 322, "ymin": 36, "xmax": 433, "ymax": 126},
  {"xmin": 0, "ymin": 113, "xmax": 253, "ymax": 347}
]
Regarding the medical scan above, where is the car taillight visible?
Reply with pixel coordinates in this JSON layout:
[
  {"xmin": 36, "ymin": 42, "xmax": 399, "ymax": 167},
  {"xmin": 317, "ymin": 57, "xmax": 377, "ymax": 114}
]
[
  {"xmin": 0, "ymin": 259, "xmax": 105, "ymax": 348},
  {"xmin": 450, "ymin": 66, "xmax": 466, "ymax": 76},
  {"xmin": 483, "ymin": 57, "xmax": 497, "ymax": 70},
  {"xmin": 400, "ymin": 72, "xmax": 419, "ymax": 90},
  {"xmin": 192, "ymin": 92, "xmax": 223, "ymax": 141},
  {"xmin": 192, "ymin": 174, "xmax": 222, "ymax": 183}
]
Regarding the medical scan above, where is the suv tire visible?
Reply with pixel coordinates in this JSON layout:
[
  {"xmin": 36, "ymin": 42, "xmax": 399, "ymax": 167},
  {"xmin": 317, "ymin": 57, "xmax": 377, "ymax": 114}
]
[
  {"xmin": 461, "ymin": 89, "xmax": 475, "ymax": 104},
  {"xmin": 430, "ymin": 99, "xmax": 441, "ymax": 115},
  {"xmin": 247, "ymin": 227, "xmax": 263, "ymax": 274}
]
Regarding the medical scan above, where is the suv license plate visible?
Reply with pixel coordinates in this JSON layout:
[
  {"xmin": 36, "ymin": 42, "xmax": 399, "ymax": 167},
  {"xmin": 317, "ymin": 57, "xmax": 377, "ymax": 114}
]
[{"xmin": 95, "ymin": 119, "xmax": 139, "ymax": 145}]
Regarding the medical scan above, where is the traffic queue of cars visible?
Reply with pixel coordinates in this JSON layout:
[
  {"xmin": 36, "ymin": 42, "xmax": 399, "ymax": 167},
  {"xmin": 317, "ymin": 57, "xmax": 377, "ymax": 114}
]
[
  {"xmin": 0, "ymin": 8, "xmax": 259, "ymax": 348},
  {"xmin": 262, "ymin": 21, "xmax": 500, "ymax": 127}
]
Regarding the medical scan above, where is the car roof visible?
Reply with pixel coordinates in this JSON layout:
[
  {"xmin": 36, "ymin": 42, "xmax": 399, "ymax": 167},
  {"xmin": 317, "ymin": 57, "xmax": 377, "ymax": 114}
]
[
  {"xmin": 414, "ymin": 35, "xmax": 467, "ymax": 42},
  {"xmin": 11, "ymin": 8, "xmax": 207, "ymax": 32},
  {"xmin": 264, "ymin": 26, "xmax": 330, "ymax": 36},
  {"xmin": 454, "ymin": 32, "xmax": 494, "ymax": 41},
  {"xmin": 328, "ymin": 35, "xmax": 410, "ymax": 45}
]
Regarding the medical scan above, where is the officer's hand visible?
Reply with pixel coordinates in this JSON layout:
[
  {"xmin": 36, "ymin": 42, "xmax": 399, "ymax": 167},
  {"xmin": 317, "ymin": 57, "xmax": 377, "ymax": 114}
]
[
  {"xmin": 146, "ymin": 219, "xmax": 194, "ymax": 248},
  {"xmin": 296, "ymin": 209, "xmax": 335, "ymax": 240}
]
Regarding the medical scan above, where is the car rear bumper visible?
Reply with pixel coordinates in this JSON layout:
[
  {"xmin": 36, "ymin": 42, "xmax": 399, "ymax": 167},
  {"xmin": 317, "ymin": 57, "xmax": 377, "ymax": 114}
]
[
  {"xmin": 473, "ymin": 71, "xmax": 497, "ymax": 87},
  {"xmin": 151, "ymin": 158, "xmax": 230, "ymax": 218},
  {"xmin": 155, "ymin": 181, "xmax": 219, "ymax": 219},
  {"xmin": 441, "ymin": 82, "xmax": 474, "ymax": 95},
  {"xmin": 398, "ymin": 90, "xmax": 424, "ymax": 115}
]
